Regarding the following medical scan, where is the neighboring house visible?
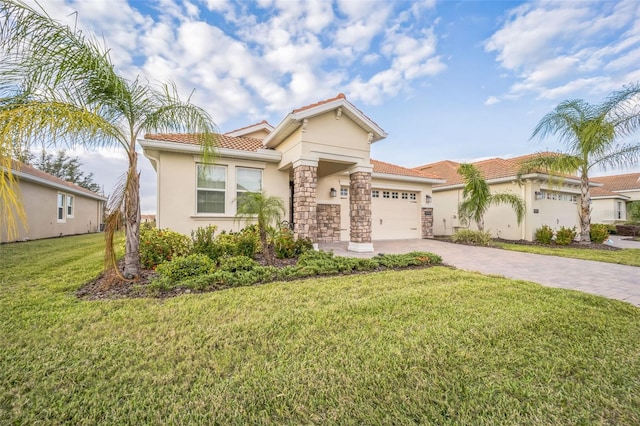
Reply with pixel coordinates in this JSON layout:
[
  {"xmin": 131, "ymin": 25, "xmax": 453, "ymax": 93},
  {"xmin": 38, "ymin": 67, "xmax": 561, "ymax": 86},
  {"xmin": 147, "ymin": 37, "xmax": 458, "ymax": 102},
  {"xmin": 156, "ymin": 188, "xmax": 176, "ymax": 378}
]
[
  {"xmin": 1, "ymin": 161, "xmax": 106, "ymax": 243},
  {"xmin": 591, "ymin": 173, "xmax": 640, "ymax": 223},
  {"xmin": 413, "ymin": 154, "xmax": 599, "ymax": 241},
  {"xmin": 140, "ymin": 94, "xmax": 444, "ymax": 252}
]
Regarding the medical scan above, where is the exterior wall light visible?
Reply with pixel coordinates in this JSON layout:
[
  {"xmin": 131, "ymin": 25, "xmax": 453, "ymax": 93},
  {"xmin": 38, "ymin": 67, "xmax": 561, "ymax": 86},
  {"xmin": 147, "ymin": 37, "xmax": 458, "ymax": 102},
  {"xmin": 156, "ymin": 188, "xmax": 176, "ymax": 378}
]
[
  {"xmin": 330, "ymin": 188, "xmax": 337, "ymax": 197},
  {"xmin": 425, "ymin": 195, "xmax": 432, "ymax": 204},
  {"xmin": 535, "ymin": 191, "xmax": 544, "ymax": 200}
]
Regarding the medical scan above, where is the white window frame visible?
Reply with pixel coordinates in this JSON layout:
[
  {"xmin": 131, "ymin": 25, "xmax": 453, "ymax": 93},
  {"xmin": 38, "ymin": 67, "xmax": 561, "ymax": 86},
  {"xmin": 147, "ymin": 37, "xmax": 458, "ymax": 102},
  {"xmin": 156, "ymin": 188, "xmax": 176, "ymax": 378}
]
[
  {"xmin": 236, "ymin": 167, "xmax": 263, "ymax": 211},
  {"xmin": 196, "ymin": 164, "xmax": 227, "ymax": 215},
  {"xmin": 340, "ymin": 187, "xmax": 348, "ymax": 197},
  {"xmin": 66, "ymin": 195, "xmax": 74, "ymax": 218},
  {"xmin": 57, "ymin": 192, "xmax": 66, "ymax": 222}
]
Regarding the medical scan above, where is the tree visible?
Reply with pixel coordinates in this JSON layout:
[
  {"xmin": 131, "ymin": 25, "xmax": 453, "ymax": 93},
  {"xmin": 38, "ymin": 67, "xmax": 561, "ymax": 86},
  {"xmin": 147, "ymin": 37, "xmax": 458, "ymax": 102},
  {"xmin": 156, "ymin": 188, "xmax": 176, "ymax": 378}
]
[
  {"xmin": 457, "ymin": 163, "xmax": 525, "ymax": 232},
  {"xmin": 234, "ymin": 191, "xmax": 285, "ymax": 265},
  {"xmin": 34, "ymin": 150, "xmax": 101, "ymax": 193},
  {"xmin": 628, "ymin": 201, "xmax": 640, "ymax": 223},
  {"xmin": 0, "ymin": 0, "xmax": 217, "ymax": 278},
  {"xmin": 520, "ymin": 84, "xmax": 640, "ymax": 243}
]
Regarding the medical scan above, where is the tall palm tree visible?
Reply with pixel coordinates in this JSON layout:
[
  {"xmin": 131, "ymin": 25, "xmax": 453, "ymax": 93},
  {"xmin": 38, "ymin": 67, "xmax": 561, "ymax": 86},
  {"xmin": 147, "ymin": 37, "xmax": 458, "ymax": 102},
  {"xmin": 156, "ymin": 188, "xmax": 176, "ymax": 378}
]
[
  {"xmin": 0, "ymin": 0, "xmax": 217, "ymax": 278},
  {"xmin": 235, "ymin": 191, "xmax": 285, "ymax": 265},
  {"xmin": 457, "ymin": 163, "xmax": 525, "ymax": 232},
  {"xmin": 520, "ymin": 84, "xmax": 640, "ymax": 243}
]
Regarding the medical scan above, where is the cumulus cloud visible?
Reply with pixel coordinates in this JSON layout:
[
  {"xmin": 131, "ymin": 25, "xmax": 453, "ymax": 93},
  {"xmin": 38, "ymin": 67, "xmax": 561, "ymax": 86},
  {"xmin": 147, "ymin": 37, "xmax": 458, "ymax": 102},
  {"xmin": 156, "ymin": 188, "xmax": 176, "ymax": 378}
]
[{"xmin": 485, "ymin": 0, "xmax": 640, "ymax": 101}]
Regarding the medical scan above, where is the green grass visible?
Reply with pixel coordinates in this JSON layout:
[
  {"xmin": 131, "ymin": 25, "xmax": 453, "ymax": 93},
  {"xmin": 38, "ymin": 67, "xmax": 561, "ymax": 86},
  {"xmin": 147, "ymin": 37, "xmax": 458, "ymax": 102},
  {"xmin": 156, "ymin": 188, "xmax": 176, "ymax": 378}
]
[
  {"xmin": 494, "ymin": 241, "xmax": 640, "ymax": 267},
  {"xmin": 2, "ymin": 234, "xmax": 640, "ymax": 424}
]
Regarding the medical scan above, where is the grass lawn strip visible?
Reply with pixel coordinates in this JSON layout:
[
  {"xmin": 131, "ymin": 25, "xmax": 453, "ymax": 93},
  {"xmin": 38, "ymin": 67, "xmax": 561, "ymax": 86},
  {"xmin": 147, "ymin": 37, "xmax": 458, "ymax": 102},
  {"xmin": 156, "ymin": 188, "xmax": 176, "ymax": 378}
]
[
  {"xmin": 1, "ymin": 234, "xmax": 640, "ymax": 424},
  {"xmin": 494, "ymin": 241, "xmax": 640, "ymax": 267}
]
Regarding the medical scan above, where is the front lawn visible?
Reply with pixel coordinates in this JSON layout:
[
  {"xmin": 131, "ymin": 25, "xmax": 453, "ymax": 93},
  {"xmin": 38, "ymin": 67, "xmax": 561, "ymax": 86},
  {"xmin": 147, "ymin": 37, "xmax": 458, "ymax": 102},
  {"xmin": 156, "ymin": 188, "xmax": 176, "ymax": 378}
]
[{"xmin": 2, "ymin": 234, "xmax": 640, "ymax": 424}]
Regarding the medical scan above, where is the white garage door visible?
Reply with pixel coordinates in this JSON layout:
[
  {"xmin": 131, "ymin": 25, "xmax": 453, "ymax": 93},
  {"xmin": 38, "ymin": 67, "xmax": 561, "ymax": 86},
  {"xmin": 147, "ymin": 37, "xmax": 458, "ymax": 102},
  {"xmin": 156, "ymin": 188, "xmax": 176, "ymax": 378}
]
[{"xmin": 371, "ymin": 190, "xmax": 420, "ymax": 240}]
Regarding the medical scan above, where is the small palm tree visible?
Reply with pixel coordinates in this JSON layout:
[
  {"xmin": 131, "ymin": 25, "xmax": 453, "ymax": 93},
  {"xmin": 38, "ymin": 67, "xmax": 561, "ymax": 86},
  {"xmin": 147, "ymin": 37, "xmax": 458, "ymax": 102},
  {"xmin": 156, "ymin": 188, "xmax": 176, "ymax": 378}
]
[
  {"xmin": 0, "ymin": 0, "xmax": 218, "ymax": 278},
  {"xmin": 457, "ymin": 163, "xmax": 525, "ymax": 232},
  {"xmin": 520, "ymin": 84, "xmax": 640, "ymax": 243},
  {"xmin": 235, "ymin": 192, "xmax": 285, "ymax": 265}
]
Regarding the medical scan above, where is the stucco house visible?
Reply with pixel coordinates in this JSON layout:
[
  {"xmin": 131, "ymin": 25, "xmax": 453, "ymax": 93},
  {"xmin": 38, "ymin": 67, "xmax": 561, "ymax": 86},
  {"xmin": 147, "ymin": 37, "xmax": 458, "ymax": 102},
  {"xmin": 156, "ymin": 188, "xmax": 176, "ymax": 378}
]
[
  {"xmin": 591, "ymin": 173, "xmax": 640, "ymax": 223},
  {"xmin": 1, "ymin": 161, "xmax": 106, "ymax": 243},
  {"xmin": 413, "ymin": 154, "xmax": 600, "ymax": 241},
  {"xmin": 140, "ymin": 94, "xmax": 444, "ymax": 252}
]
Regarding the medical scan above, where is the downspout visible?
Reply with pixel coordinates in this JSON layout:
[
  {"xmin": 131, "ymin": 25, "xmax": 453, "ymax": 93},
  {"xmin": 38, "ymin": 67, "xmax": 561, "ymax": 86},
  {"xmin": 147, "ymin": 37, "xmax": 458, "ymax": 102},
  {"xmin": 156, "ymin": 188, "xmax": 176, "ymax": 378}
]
[{"xmin": 144, "ymin": 150, "xmax": 161, "ymax": 228}]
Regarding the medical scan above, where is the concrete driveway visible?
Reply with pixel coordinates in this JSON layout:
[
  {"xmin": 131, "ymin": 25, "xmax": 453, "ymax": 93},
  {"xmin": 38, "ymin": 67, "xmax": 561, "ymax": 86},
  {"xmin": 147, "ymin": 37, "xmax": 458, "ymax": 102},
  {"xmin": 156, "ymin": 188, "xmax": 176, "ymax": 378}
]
[{"xmin": 318, "ymin": 238, "xmax": 640, "ymax": 307}]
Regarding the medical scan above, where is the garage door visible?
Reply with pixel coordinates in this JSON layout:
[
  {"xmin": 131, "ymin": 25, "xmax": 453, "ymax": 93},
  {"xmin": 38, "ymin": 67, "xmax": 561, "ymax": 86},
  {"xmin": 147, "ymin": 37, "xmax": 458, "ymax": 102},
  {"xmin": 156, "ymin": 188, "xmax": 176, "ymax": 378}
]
[{"xmin": 371, "ymin": 189, "xmax": 420, "ymax": 240}]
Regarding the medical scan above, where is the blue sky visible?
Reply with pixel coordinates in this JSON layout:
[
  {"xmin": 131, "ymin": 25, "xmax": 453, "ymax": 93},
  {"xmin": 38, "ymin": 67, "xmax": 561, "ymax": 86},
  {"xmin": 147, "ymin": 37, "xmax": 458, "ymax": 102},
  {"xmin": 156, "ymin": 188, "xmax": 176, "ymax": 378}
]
[{"xmin": 35, "ymin": 0, "xmax": 640, "ymax": 213}]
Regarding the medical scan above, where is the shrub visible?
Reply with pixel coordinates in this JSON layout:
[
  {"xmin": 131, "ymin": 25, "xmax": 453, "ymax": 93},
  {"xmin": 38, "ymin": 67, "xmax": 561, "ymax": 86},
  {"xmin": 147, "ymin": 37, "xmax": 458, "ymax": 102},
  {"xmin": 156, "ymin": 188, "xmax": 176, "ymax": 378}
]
[
  {"xmin": 451, "ymin": 229, "xmax": 492, "ymax": 246},
  {"xmin": 589, "ymin": 224, "xmax": 610, "ymax": 244},
  {"xmin": 555, "ymin": 226, "xmax": 577, "ymax": 245},
  {"xmin": 140, "ymin": 227, "xmax": 191, "ymax": 269},
  {"xmin": 218, "ymin": 255, "xmax": 260, "ymax": 272},
  {"xmin": 534, "ymin": 225, "xmax": 554, "ymax": 245},
  {"xmin": 272, "ymin": 227, "xmax": 312, "ymax": 258},
  {"xmin": 191, "ymin": 225, "xmax": 218, "ymax": 258},
  {"xmin": 628, "ymin": 201, "xmax": 640, "ymax": 223},
  {"xmin": 155, "ymin": 254, "xmax": 215, "ymax": 282},
  {"xmin": 236, "ymin": 226, "xmax": 260, "ymax": 258}
]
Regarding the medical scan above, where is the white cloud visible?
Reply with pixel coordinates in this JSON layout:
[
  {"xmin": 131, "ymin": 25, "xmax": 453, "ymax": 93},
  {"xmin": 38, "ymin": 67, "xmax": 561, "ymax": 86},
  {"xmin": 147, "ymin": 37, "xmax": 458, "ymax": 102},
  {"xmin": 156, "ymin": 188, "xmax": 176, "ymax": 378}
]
[
  {"xmin": 486, "ymin": 0, "xmax": 640, "ymax": 101},
  {"xmin": 485, "ymin": 96, "xmax": 500, "ymax": 106}
]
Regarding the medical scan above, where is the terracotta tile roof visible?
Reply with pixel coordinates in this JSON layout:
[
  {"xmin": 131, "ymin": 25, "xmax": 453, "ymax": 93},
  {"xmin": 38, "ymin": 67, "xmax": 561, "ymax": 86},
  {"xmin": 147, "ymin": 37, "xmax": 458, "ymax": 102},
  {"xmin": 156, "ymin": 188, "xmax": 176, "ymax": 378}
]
[
  {"xmin": 145, "ymin": 133, "xmax": 264, "ymax": 152},
  {"xmin": 293, "ymin": 93, "xmax": 346, "ymax": 113},
  {"xmin": 591, "ymin": 173, "xmax": 640, "ymax": 192},
  {"xmin": 414, "ymin": 152, "xmax": 576, "ymax": 187},
  {"xmin": 224, "ymin": 120, "xmax": 273, "ymax": 136},
  {"xmin": 10, "ymin": 160, "xmax": 105, "ymax": 199},
  {"xmin": 590, "ymin": 186, "xmax": 629, "ymax": 198},
  {"xmin": 371, "ymin": 159, "xmax": 442, "ymax": 180}
]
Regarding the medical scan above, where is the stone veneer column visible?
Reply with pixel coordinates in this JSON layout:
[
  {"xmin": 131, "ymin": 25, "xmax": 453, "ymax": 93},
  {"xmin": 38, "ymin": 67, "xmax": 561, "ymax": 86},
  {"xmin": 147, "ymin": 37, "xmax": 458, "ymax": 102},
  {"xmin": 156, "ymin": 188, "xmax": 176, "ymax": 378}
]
[
  {"xmin": 348, "ymin": 170, "xmax": 373, "ymax": 252},
  {"xmin": 292, "ymin": 164, "xmax": 318, "ymax": 244},
  {"xmin": 421, "ymin": 207, "xmax": 434, "ymax": 239}
]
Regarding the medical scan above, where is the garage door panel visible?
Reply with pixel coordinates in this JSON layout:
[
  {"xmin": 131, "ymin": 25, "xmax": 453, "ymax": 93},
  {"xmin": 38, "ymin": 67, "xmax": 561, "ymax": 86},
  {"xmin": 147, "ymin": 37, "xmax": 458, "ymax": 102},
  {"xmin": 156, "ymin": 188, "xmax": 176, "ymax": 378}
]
[{"xmin": 372, "ymin": 195, "xmax": 420, "ymax": 240}]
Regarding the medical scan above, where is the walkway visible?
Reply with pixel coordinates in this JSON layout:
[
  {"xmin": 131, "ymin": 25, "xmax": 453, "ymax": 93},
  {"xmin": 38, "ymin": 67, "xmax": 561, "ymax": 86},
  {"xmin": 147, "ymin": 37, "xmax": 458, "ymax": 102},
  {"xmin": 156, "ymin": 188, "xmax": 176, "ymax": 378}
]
[{"xmin": 318, "ymin": 238, "xmax": 640, "ymax": 307}]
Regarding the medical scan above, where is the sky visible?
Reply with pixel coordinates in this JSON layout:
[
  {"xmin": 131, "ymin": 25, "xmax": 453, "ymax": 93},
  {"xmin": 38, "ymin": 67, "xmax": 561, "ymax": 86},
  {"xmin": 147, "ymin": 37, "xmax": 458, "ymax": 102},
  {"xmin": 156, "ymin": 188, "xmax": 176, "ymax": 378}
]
[{"xmin": 29, "ymin": 0, "xmax": 640, "ymax": 214}]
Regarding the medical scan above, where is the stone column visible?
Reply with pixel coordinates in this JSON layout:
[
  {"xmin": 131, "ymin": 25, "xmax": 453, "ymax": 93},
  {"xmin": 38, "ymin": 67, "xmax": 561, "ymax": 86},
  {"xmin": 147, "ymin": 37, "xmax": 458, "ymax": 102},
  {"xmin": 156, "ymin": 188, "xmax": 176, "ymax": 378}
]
[
  {"xmin": 292, "ymin": 163, "xmax": 318, "ymax": 244},
  {"xmin": 421, "ymin": 207, "xmax": 434, "ymax": 238},
  {"xmin": 348, "ymin": 170, "xmax": 373, "ymax": 252}
]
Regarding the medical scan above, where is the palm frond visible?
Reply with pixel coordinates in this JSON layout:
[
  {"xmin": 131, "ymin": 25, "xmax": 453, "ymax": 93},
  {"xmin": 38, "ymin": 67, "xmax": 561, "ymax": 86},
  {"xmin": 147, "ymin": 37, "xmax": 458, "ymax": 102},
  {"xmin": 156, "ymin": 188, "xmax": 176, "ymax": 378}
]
[
  {"xmin": 490, "ymin": 192, "xmax": 526, "ymax": 225},
  {"xmin": 0, "ymin": 162, "xmax": 26, "ymax": 240},
  {"xmin": 589, "ymin": 143, "xmax": 640, "ymax": 172}
]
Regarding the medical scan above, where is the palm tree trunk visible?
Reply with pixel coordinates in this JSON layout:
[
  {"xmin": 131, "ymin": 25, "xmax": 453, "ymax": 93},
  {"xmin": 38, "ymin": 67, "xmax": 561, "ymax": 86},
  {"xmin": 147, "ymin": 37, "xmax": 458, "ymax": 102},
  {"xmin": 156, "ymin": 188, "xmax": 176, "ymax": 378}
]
[
  {"xmin": 124, "ymin": 151, "xmax": 141, "ymax": 278},
  {"xmin": 476, "ymin": 217, "xmax": 484, "ymax": 232},
  {"xmin": 579, "ymin": 172, "xmax": 591, "ymax": 244},
  {"xmin": 259, "ymin": 228, "xmax": 274, "ymax": 265}
]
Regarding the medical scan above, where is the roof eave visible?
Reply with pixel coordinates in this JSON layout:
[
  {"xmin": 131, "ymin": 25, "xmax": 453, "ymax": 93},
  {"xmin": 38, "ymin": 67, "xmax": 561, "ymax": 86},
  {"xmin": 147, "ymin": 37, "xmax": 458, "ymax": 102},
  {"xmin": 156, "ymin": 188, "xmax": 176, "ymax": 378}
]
[
  {"xmin": 372, "ymin": 172, "xmax": 445, "ymax": 185},
  {"xmin": 8, "ymin": 169, "xmax": 107, "ymax": 201},
  {"xmin": 139, "ymin": 138, "xmax": 282, "ymax": 162}
]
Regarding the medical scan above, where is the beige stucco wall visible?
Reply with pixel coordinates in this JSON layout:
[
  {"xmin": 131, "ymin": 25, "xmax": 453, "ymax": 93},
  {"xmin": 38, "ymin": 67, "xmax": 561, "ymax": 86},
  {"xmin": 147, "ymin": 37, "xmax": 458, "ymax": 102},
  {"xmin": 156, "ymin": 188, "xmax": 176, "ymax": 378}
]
[
  {"xmin": 591, "ymin": 198, "xmax": 627, "ymax": 223},
  {"xmin": 152, "ymin": 150, "xmax": 289, "ymax": 236},
  {"xmin": 432, "ymin": 180, "xmax": 582, "ymax": 241},
  {"xmin": 1, "ymin": 180, "xmax": 103, "ymax": 243},
  {"xmin": 301, "ymin": 112, "xmax": 371, "ymax": 164}
]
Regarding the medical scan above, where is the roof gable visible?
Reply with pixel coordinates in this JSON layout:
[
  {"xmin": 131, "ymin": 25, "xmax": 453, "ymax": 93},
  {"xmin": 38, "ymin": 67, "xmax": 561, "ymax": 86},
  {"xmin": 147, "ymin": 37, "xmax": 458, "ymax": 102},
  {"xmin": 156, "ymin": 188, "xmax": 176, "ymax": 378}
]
[
  {"xmin": 224, "ymin": 120, "xmax": 274, "ymax": 138},
  {"xmin": 263, "ymin": 94, "xmax": 387, "ymax": 148}
]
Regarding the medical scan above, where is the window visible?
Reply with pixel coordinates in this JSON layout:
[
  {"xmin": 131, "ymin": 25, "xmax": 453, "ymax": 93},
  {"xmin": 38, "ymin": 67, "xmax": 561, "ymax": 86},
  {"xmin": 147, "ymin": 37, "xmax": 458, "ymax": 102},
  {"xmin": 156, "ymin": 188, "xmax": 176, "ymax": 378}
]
[
  {"xmin": 383, "ymin": 191, "xmax": 390, "ymax": 198},
  {"xmin": 392, "ymin": 192, "xmax": 398, "ymax": 199},
  {"xmin": 57, "ymin": 193, "xmax": 66, "ymax": 222},
  {"xmin": 616, "ymin": 201, "xmax": 623, "ymax": 219},
  {"xmin": 372, "ymin": 190, "xmax": 379, "ymax": 198},
  {"xmin": 236, "ymin": 167, "xmax": 262, "ymax": 209},
  {"xmin": 197, "ymin": 164, "xmax": 226, "ymax": 214},
  {"xmin": 340, "ymin": 187, "xmax": 348, "ymax": 197},
  {"xmin": 67, "ymin": 195, "xmax": 74, "ymax": 218},
  {"xmin": 410, "ymin": 193, "xmax": 417, "ymax": 201},
  {"xmin": 401, "ymin": 192, "xmax": 408, "ymax": 200}
]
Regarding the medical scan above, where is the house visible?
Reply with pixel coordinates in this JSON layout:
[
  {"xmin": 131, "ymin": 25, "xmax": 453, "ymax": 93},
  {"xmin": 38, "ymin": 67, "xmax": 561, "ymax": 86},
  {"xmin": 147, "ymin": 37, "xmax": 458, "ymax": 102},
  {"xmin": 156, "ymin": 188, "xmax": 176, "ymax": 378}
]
[
  {"xmin": 590, "ymin": 173, "xmax": 640, "ymax": 223},
  {"xmin": 140, "ymin": 94, "xmax": 444, "ymax": 252},
  {"xmin": 413, "ymin": 154, "xmax": 600, "ymax": 241},
  {"xmin": 1, "ymin": 161, "xmax": 106, "ymax": 243}
]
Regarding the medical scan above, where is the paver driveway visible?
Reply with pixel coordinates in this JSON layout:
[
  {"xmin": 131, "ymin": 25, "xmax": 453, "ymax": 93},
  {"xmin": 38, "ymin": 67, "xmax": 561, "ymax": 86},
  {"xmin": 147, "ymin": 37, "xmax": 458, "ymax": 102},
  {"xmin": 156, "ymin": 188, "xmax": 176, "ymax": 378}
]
[{"xmin": 318, "ymin": 238, "xmax": 640, "ymax": 306}]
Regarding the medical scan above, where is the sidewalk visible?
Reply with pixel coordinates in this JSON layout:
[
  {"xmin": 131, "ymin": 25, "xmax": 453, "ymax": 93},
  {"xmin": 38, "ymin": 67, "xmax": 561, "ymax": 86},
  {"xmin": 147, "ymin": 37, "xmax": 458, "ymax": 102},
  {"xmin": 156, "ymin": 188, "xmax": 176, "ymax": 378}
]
[{"xmin": 318, "ymin": 238, "xmax": 640, "ymax": 307}]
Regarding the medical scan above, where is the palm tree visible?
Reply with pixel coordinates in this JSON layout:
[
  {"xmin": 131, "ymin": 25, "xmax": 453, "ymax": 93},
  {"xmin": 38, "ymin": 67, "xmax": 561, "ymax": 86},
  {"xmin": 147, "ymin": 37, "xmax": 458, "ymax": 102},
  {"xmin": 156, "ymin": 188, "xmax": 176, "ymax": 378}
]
[
  {"xmin": 520, "ymin": 84, "xmax": 640, "ymax": 243},
  {"xmin": 235, "ymin": 191, "xmax": 285, "ymax": 265},
  {"xmin": 457, "ymin": 163, "xmax": 525, "ymax": 232},
  {"xmin": 0, "ymin": 0, "xmax": 217, "ymax": 278}
]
